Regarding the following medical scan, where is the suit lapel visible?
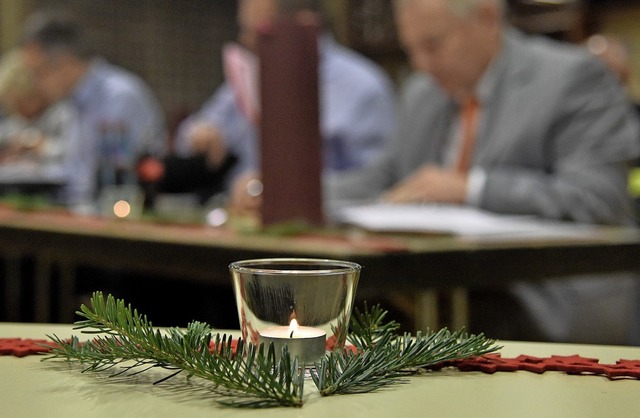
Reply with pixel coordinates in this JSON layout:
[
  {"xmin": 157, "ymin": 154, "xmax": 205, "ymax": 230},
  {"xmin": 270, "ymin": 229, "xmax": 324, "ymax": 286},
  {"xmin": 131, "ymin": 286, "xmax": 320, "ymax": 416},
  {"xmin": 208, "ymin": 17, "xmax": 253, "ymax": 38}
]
[{"xmin": 475, "ymin": 31, "xmax": 535, "ymax": 167}]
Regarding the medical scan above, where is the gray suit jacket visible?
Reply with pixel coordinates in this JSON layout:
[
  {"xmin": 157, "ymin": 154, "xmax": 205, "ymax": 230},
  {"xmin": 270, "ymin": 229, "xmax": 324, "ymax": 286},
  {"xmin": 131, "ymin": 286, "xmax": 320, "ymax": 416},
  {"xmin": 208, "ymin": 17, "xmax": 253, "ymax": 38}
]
[{"xmin": 330, "ymin": 29, "xmax": 640, "ymax": 225}]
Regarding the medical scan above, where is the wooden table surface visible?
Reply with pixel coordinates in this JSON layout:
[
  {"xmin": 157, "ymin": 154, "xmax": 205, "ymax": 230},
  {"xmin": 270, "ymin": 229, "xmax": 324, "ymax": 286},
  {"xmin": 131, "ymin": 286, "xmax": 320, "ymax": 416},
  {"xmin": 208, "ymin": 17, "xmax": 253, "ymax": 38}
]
[{"xmin": 1, "ymin": 205, "xmax": 640, "ymax": 327}]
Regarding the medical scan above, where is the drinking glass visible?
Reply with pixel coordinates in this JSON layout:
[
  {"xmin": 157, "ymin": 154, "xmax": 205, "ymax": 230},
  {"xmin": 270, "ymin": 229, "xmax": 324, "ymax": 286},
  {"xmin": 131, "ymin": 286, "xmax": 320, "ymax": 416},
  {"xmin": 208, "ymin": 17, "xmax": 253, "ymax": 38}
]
[{"xmin": 230, "ymin": 258, "xmax": 361, "ymax": 360}]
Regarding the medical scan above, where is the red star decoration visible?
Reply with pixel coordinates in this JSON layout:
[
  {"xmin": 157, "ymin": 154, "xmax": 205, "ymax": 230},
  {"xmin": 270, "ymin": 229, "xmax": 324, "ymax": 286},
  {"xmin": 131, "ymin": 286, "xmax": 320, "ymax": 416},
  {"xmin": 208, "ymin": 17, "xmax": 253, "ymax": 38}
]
[{"xmin": 0, "ymin": 338, "xmax": 57, "ymax": 357}]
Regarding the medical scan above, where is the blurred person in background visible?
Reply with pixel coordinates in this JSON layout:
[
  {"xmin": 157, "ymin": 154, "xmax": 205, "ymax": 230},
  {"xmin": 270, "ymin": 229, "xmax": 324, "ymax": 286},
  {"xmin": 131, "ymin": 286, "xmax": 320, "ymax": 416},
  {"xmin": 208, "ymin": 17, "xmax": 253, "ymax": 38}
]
[
  {"xmin": 172, "ymin": 0, "xmax": 396, "ymax": 214},
  {"xmin": 328, "ymin": 0, "xmax": 640, "ymax": 344},
  {"xmin": 20, "ymin": 10, "xmax": 167, "ymax": 211},
  {"xmin": 0, "ymin": 47, "xmax": 77, "ymax": 198},
  {"xmin": 584, "ymin": 34, "xmax": 640, "ymax": 225},
  {"xmin": 17, "ymin": 10, "xmax": 172, "ymax": 326}
]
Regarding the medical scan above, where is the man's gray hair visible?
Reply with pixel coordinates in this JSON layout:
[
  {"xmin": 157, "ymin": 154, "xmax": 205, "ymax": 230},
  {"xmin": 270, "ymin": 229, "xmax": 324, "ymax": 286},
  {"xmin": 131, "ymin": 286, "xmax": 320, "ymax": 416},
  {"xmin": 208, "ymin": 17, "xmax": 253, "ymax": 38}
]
[
  {"xmin": 449, "ymin": 0, "xmax": 505, "ymax": 16},
  {"xmin": 276, "ymin": 0, "xmax": 325, "ymax": 16},
  {"xmin": 393, "ymin": 0, "xmax": 505, "ymax": 17}
]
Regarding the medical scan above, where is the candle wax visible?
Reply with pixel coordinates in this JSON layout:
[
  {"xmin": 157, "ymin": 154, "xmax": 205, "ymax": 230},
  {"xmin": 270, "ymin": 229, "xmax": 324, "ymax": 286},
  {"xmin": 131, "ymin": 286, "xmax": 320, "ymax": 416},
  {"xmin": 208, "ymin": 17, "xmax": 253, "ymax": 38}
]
[{"xmin": 260, "ymin": 325, "xmax": 326, "ymax": 365}]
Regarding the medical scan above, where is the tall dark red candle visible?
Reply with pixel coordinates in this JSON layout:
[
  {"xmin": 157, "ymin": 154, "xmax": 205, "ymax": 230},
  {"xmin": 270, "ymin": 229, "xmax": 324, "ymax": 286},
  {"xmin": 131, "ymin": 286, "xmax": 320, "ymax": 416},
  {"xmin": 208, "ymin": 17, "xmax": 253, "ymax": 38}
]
[{"xmin": 258, "ymin": 17, "xmax": 324, "ymax": 227}]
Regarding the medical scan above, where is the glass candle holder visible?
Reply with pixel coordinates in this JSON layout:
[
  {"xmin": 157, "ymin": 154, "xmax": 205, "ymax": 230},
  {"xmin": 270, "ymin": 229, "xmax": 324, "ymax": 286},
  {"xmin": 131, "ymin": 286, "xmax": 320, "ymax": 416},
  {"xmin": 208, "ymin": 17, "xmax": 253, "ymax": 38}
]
[{"xmin": 230, "ymin": 258, "xmax": 361, "ymax": 364}]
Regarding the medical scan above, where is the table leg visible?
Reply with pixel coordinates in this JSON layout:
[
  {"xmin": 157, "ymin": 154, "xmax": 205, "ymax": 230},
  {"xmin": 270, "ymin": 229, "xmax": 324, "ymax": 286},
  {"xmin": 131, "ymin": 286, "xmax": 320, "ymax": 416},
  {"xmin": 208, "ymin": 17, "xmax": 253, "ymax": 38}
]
[
  {"xmin": 34, "ymin": 253, "xmax": 52, "ymax": 323},
  {"xmin": 3, "ymin": 252, "xmax": 21, "ymax": 321},
  {"xmin": 57, "ymin": 261, "xmax": 76, "ymax": 323},
  {"xmin": 451, "ymin": 287, "xmax": 470, "ymax": 331},
  {"xmin": 414, "ymin": 290, "xmax": 439, "ymax": 332},
  {"xmin": 414, "ymin": 288, "xmax": 470, "ymax": 333}
]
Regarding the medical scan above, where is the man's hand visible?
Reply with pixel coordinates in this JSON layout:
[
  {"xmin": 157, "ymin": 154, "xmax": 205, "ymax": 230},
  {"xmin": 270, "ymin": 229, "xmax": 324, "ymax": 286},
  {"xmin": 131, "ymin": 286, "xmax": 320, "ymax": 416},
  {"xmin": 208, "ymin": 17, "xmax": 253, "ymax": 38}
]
[
  {"xmin": 188, "ymin": 123, "xmax": 228, "ymax": 168},
  {"xmin": 229, "ymin": 171, "xmax": 263, "ymax": 217},
  {"xmin": 382, "ymin": 166, "xmax": 468, "ymax": 204}
]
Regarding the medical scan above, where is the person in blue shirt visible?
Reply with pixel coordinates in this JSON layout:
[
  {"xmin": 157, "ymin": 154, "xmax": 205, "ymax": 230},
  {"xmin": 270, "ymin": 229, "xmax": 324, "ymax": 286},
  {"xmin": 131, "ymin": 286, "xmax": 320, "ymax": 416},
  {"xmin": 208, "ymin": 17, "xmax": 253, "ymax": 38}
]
[
  {"xmin": 20, "ymin": 11, "xmax": 167, "ymax": 211},
  {"xmin": 173, "ymin": 0, "xmax": 396, "ymax": 213},
  {"xmin": 0, "ymin": 48, "xmax": 77, "ymax": 196}
]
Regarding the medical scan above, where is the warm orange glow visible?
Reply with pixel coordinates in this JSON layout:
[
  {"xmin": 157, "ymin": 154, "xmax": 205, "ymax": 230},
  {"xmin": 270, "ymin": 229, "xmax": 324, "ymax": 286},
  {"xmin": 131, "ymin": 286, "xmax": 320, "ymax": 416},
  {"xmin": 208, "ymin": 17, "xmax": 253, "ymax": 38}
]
[
  {"xmin": 113, "ymin": 200, "xmax": 131, "ymax": 218},
  {"xmin": 288, "ymin": 318, "xmax": 299, "ymax": 338}
]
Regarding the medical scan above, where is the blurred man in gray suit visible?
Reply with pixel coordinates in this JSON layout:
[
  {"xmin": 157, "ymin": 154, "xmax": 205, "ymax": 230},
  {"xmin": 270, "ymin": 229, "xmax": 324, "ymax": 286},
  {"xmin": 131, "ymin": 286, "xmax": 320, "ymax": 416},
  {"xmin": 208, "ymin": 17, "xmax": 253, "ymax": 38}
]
[{"xmin": 329, "ymin": 0, "xmax": 640, "ymax": 344}]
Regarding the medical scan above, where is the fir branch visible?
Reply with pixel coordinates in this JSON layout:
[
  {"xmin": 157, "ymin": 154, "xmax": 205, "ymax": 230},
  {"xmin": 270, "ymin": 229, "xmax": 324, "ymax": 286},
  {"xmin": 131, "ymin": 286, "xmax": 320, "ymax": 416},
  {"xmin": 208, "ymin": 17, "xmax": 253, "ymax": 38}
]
[
  {"xmin": 44, "ymin": 291, "xmax": 501, "ymax": 408},
  {"xmin": 45, "ymin": 292, "xmax": 305, "ymax": 408},
  {"xmin": 311, "ymin": 304, "xmax": 501, "ymax": 396}
]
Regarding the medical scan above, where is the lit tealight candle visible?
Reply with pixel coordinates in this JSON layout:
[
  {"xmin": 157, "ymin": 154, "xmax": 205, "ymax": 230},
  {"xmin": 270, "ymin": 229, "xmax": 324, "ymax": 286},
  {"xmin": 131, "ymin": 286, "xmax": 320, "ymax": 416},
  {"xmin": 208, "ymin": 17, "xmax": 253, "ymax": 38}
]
[{"xmin": 259, "ymin": 319, "xmax": 326, "ymax": 364}]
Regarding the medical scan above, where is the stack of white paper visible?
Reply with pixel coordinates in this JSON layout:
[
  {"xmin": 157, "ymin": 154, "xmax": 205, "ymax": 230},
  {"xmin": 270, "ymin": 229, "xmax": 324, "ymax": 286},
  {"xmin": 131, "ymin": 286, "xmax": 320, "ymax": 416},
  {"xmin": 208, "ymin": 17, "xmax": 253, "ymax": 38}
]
[{"xmin": 335, "ymin": 203, "xmax": 597, "ymax": 238}]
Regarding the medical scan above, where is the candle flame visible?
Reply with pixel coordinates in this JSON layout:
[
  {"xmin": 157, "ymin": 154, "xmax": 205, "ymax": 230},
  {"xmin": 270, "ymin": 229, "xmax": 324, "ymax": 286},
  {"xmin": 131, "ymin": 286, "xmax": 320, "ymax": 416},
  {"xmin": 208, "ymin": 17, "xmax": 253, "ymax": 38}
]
[{"xmin": 288, "ymin": 318, "xmax": 299, "ymax": 338}]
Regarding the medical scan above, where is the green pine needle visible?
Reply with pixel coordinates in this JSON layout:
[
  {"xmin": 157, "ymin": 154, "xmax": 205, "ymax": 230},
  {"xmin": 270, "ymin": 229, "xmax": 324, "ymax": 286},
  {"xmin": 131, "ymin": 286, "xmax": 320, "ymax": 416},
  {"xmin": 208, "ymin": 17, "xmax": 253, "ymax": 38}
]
[
  {"xmin": 46, "ymin": 292, "xmax": 304, "ymax": 408},
  {"xmin": 44, "ymin": 291, "xmax": 500, "ymax": 408},
  {"xmin": 310, "ymin": 303, "xmax": 500, "ymax": 396}
]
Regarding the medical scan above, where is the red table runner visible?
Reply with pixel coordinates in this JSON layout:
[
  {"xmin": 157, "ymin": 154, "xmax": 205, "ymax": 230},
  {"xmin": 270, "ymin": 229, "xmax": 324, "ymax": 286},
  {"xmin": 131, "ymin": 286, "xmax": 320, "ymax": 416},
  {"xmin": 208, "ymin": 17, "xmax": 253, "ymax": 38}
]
[{"xmin": 3, "ymin": 337, "xmax": 640, "ymax": 380}]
